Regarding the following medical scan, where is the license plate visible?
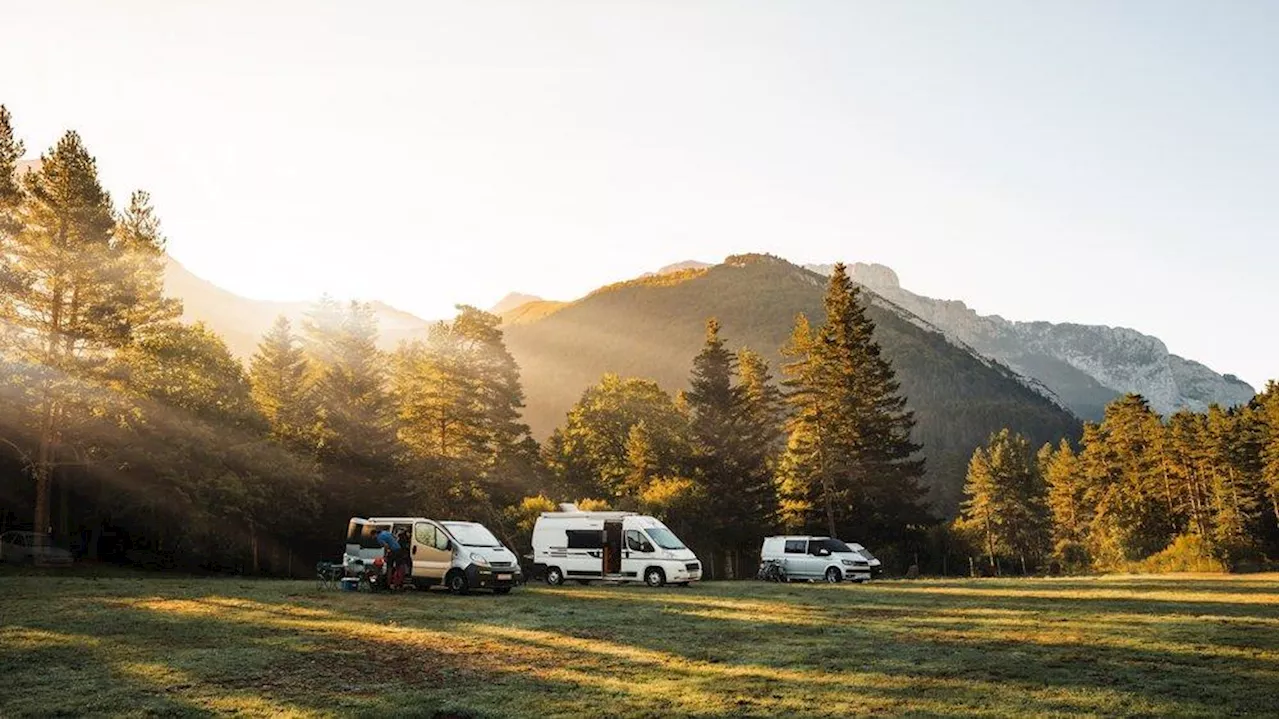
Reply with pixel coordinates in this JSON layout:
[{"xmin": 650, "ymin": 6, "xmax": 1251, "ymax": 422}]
[{"xmin": 497, "ymin": 573, "xmax": 512, "ymax": 580}]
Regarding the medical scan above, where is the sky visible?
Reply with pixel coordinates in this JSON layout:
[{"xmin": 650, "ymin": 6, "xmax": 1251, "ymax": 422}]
[{"xmin": 3, "ymin": 1, "xmax": 1276, "ymax": 388}]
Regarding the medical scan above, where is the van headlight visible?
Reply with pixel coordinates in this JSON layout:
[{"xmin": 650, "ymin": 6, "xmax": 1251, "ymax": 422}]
[
  {"xmin": 470, "ymin": 553, "xmax": 490, "ymax": 567},
  {"xmin": 841, "ymin": 559, "xmax": 859, "ymax": 567}
]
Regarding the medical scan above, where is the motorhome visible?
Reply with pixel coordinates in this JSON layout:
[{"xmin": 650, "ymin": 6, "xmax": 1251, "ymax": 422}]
[
  {"xmin": 345, "ymin": 516, "xmax": 522, "ymax": 594},
  {"xmin": 531, "ymin": 506, "xmax": 701, "ymax": 587},
  {"xmin": 759, "ymin": 536, "xmax": 872, "ymax": 583}
]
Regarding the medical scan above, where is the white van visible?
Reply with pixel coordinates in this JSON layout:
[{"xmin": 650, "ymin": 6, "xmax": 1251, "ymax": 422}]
[
  {"xmin": 531, "ymin": 508, "xmax": 701, "ymax": 587},
  {"xmin": 345, "ymin": 516, "xmax": 522, "ymax": 594},
  {"xmin": 759, "ymin": 536, "xmax": 872, "ymax": 583}
]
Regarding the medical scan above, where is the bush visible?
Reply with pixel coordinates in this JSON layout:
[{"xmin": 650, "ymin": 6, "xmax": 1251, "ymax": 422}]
[
  {"xmin": 1135, "ymin": 534, "xmax": 1227, "ymax": 574},
  {"xmin": 1053, "ymin": 540, "xmax": 1091, "ymax": 574}
]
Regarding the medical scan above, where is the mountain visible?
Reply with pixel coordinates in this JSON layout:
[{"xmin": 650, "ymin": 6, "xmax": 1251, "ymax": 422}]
[
  {"xmin": 645, "ymin": 260, "xmax": 713, "ymax": 276},
  {"xmin": 501, "ymin": 254, "xmax": 1082, "ymax": 514},
  {"xmin": 490, "ymin": 292, "xmax": 544, "ymax": 315},
  {"xmin": 162, "ymin": 256, "xmax": 433, "ymax": 358},
  {"xmin": 806, "ymin": 263, "xmax": 1255, "ymax": 419}
]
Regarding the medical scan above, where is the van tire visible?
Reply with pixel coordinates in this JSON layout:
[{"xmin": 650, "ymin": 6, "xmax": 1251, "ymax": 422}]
[
  {"xmin": 447, "ymin": 570, "xmax": 470, "ymax": 595},
  {"xmin": 644, "ymin": 567, "xmax": 666, "ymax": 587},
  {"xmin": 545, "ymin": 566, "xmax": 564, "ymax": 586},
  {"xmin": 824, "ymin": 567, "xmax": 842, "ymax": 583}
]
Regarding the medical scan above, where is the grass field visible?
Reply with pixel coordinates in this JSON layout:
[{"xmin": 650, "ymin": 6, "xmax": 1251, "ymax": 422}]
[{"xmin": 0, "ymin": 571, "xmax": 1275, "ymax": 718}]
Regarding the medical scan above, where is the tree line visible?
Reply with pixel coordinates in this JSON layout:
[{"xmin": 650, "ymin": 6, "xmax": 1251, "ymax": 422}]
[
  {"xmin": 0, "ymin": 109, "xmax": 933, "ymax": 576},
  {"xmin": 955, "ymin": 388, "xmax": 1278, "ymax": 574}
]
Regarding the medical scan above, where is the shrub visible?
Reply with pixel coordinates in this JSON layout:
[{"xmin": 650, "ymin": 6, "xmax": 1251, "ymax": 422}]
[
  {"xmin": 1053, "ymin": 540, "xmax": 1091, "ymax": 574},
  {"xmin": 1136, "ymin": 534, "xmax": 1227, "ymax": 574}
]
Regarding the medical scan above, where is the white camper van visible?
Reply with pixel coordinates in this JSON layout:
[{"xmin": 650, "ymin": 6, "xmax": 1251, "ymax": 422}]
[
  {"xmin": 759, "ymin": 536, "xmax": 872, "ymax": 583},
  {"xmin": 531, "ymin": 507, "xmax": 701, "ymax": 587},
  {"xmin": 345, "ymin": 516, "xmax": 522, "ymax": 594}
]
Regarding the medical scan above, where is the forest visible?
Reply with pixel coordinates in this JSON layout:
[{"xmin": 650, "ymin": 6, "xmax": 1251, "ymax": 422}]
[{"xmin": 2, "ymin": 107, "xmax": 1275, "ymax": 578}]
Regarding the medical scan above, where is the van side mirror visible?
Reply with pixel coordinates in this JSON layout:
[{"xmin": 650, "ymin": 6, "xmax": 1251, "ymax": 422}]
[{"xmin": 816, "ymin": 548, "xmax": 830, "ymax": 556}]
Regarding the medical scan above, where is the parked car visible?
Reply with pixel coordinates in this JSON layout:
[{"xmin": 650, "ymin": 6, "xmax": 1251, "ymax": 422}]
[
  {"xmin": 759, "ymin": 536, "xmax": 871, "ymax": 583},
  {"xmin": 0, "ymin": 531, "xmax": 74, "ymax": 567},
  {"xmin": 531, "ymin": 505, "xmax": 702, "ymax": 587},
  {"xmin": 847, "ymin": 542, "xmax": 882, "ymax": 576},
  {"xmin": 345, "ymin": 516, "xmax": 522, "ymax": 594}
]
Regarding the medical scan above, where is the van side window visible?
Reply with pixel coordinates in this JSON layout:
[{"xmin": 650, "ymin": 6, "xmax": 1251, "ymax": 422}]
[
  {"xmin": 414, "ymin": 523, "xmax": 433, "ymax": 546},
  {"xmin": 431, "ymin": 525, "xmax": 451, "ymax": 551},
  {"xmin": 784, "ymin": 539, "xmax": 806, "ymax": 554},
  {"xmin": 625, "ymin": 530, "xmax": 650, "ymax": 552},
  {"xmin": 566, "ymin": 530, "xmax": 603, "ymax": 549},
  {"xmin": 807, "ymin": 540, "xmax": 826, "ymax": 555}
]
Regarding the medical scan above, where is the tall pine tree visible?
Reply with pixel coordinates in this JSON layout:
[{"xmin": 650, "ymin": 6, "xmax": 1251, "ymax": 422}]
[
  {"xmin": 249, "ymin": 315, "xmax": 313, "ymax": 448},
  {"xmin": 778, "ymin": 263, "xmax": 929, "ymax": 544}
]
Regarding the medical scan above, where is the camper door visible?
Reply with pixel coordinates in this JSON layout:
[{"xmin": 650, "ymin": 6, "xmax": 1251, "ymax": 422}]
[{"xmin": 602, "ymin": 520, "xmax": 623, "ymax": 576}]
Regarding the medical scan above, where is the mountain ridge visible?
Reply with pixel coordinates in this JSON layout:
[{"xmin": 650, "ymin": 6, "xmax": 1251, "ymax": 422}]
[{"xmin": 805, "ymin": 262, "xmax": 1254, "ymax": 419}]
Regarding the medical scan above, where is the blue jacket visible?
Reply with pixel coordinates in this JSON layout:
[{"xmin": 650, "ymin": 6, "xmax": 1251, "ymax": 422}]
[{"xmin": 376, "ymin": 530, "xmax": 401, "ymax": 551}]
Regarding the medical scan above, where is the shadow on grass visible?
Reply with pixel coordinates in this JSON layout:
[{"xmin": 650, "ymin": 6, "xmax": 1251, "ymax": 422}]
[{"xmin": 0, "ymin": 575, "xmax": 1275, "ymax": 718}]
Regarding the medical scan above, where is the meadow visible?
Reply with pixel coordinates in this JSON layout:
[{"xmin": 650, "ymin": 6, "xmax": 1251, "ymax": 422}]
[{"xmin": 0, "ymin": 571, "xmax": 1275, "ymax": 718}]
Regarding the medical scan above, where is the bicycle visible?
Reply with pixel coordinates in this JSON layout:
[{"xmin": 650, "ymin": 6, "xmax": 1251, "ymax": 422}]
[{"xmin": 757, "ymin": 558, "xmax": 788, "ymax": 583}]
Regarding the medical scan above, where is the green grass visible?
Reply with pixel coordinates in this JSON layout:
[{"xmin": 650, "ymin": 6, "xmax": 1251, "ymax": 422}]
[{"xmin": 0, "ymin": 572, "xmax": 1275, "ymax": 718}]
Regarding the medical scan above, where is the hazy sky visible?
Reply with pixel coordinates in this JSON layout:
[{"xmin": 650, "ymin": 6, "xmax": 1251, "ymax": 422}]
[{"xmin": 3, "ymin": 1, "xmax": 1276, "ymax": 387}]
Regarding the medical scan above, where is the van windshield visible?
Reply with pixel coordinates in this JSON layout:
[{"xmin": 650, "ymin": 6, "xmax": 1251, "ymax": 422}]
[
  {"xmin": 645, "ymin": 527, "xmax": 685, "ymax": 550},
  {"xmin": 443, "ymin": 522, "xmax": 501, "ymax": 548}
]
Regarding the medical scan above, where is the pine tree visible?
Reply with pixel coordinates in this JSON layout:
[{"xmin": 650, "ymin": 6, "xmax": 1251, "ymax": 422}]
[
  {"xmin": 249, "ymin": 315, "xmax": 313, "ymax": 448},
  {"xmin": 684, "ymin": 318, "xmax": 740, "ymax": 575},
  {"xmin": 392, "ymin": 305, "xmax": 536, "ymax": 513},
  {"xmin": 0, "ymin": 126, "xmax": 176, "ymax": 536},
  {"xmin": 1256, "ymin": 381, "xmax": 1279, "ymax": 521},
  {"xmin": 1165, "ymin": 410, "xmax": 1213, "ymax": 538},
  {"xmin": 303, "ymin": 297, "xmax": 401, "ymax": 520},
  {"xmin": 733, "ymin": 348, "xmax": 784, "ymax": 540},
  {"xmin": 957, "ymin": 430, "xmax": 1050, "ymax": 572},
  {"xmin": 778, "ymin": 263, "xmax": 929, "ymax": 544},
  {"xmin": 1039, "ymin": 439, "xmax": 1087, "ymax": 545}
]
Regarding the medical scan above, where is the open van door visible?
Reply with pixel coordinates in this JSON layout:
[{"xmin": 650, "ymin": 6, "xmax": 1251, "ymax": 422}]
[{"xmin": 602, "ymin": 520, "xmax": 623, "ymax": 577}]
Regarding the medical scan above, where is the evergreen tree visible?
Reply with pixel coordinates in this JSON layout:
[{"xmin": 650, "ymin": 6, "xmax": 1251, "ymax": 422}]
[
  {"xmin": 0, "ymin": 127, "xmax": 177, "ymax": 535},
  {"xmin": 1257, "ymin": 381, "xmax": 1279, "ymax": 520},
  {"xmin": 1039, "ymin": 439, "xmax": 1087, "ymax": 546},
  {"xmin": 732, "ymin": 348, "xmax": 784, "ymax": 543},
  {"xmin": 957, "ymin": 429, "xmax": 1050, "ymax": 572},
  {"xmin": 684, "ymin": 318, "xmax": 741, "ymax": 576},
  {"xmin": 392, "ymin": 305, "xmax": 536, "ymax": 514},
  {"xmin": 777, "ymin": 263, "xmax": 930, "ymax": 544},
  {"xmin": 1081, "ymin": 395, "xmax": 1178, "ymax": 565},
  {"xmin": 1165, "ymin": 410, "xmax": 1213, "ymax": 538},
  {"xmin": 249, "ymin": 316, "xmax": 313, "ymax": 448},
  {"xmin": 303, "ymin": 297, "xmax": 401, "ymax": 520}
]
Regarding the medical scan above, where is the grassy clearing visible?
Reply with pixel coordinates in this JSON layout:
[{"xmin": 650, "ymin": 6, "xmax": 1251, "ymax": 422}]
[{"xmin": 0, "ymin": 571, "xmax": 1275, "ymax": 718}]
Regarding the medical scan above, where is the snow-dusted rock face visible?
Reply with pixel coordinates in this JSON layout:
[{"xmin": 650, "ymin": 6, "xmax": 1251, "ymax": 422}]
[{"xmin": 806, "ymin": 263, "xmax": 1255, "ymax": 419}]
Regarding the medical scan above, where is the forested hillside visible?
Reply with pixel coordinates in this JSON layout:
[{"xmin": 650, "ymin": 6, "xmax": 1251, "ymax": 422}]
[{"xmin": 503, "ymin": 254, "xmax": 1082, "ymax": 513}]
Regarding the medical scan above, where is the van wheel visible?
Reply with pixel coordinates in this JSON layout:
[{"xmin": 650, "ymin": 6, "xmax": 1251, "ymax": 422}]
[
  {"xmin": 545, "ymin": 566, "xmax": 564, "ymax": 586},
  {"xmin": 644, "ymin": 567, "xmax": 666, "ymax": 587},
  {"xmin": 447, "ymin": 571, "xmax": 470, "ymax": 595},
  {"xmin": 824, "ymin": 567, "xmax": 842, "ymax": 583}
]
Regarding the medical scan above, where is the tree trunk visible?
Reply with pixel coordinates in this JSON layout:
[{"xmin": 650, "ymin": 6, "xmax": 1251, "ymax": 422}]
[{"xmin": 250, "ymin": 522, "xmax": 260, "ymax": 574}]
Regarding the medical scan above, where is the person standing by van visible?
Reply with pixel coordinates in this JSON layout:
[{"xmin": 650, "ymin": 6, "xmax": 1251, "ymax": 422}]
[{"xmin": 375, "ymin": 528, "xmax": 408, "ymax": 585}]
